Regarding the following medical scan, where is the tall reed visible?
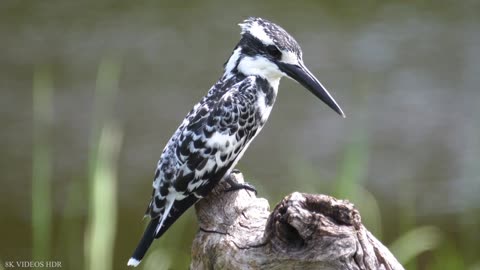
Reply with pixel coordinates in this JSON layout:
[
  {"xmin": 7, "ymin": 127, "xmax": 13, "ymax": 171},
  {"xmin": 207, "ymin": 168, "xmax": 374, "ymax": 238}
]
[
  {"xmin": 84, "ymin": 57, "xmax": 122, "ymax": 270},
  {"xmin": 32, "ymin": 66, "xmax": 53, "ymax": 265}
]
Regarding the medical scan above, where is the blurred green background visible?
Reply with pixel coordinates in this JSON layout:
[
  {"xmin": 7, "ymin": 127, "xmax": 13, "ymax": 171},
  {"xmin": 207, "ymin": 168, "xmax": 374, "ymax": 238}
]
[{"xmin": 1, "ymin": 1, "xmax": 479, "ymax": 270}]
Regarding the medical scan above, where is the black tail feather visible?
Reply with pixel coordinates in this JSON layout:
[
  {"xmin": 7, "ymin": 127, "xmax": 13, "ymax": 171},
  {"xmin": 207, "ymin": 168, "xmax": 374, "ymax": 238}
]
[
  {"xmin": 128, "ymin": 195, "xmax": 199, "ymax": 267},
  {"xmin": 128, "ymin": 218, "xmax": 158, "ymax": 266}
]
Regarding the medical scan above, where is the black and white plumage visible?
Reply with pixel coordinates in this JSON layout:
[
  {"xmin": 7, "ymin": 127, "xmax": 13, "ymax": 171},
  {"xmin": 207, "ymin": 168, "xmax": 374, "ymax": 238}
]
[{"xmin": 128, "ymin": 17, "xmax": 345, "ymax": 267}]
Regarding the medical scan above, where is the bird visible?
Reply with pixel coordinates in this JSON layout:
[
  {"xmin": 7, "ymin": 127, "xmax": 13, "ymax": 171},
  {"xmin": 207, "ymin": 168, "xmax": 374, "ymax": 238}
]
[{"xmin": 127, "ymin": 17, "xmax": 345, "ymax": 267}]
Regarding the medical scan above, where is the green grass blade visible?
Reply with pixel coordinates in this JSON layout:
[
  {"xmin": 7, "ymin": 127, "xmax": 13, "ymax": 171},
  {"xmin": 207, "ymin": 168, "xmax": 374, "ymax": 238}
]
[
  {"xmin": 389, "ymin": 226, "xmax": 443, "ymax": 265},
  {"xmin": 32, "ymin": 65, "xmax": 53, "ymax": 264},
  {"xmin": 84, "ymin": 56, "xmax": 123, "ymax": 270},
  {"xmin": 88, "ymin": 57, "xmax": 122, "ymax": 180},
  {"xmin": 85, "ymin": 122, "xmax": 122, "ymax": 270}
]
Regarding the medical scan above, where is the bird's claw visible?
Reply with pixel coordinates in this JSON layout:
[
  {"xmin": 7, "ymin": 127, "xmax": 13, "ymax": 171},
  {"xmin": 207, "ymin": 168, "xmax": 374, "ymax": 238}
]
[
  {"xmin": 224, "ymin": 174, "xmax": 257, "ymax": 195},
  {"xmin": 224, "ymin": 182, "xmax": 257, "ymax": 195}
]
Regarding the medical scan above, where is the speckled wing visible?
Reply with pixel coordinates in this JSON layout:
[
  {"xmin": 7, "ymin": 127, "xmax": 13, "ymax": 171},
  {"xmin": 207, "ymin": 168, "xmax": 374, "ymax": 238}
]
[{"xmin": 145, "ymin": 79, "xmax": 260, "ymax": 225}]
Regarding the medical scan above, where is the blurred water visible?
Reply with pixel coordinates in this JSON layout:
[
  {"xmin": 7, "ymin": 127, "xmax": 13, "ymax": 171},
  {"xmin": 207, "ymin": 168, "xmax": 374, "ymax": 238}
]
[{"xmin": 1, "ymin": 1, "xmax": 479, "ymax": 269}]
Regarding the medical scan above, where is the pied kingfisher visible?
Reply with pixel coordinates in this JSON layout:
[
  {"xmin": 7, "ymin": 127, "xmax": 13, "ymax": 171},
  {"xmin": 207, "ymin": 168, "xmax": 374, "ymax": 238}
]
[{"xmin": 128, "ymin": 17, "xmax": 345, "ymax": 267}]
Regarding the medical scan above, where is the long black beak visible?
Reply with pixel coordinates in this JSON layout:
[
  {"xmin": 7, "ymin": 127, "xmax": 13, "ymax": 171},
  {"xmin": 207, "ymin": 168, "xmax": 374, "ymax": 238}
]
[{"xmin": 277, "ymin": 62, "xmax": 345, "ymax": 117}]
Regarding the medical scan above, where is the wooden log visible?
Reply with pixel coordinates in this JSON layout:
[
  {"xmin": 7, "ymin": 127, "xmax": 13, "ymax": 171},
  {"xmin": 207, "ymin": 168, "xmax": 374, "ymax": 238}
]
[{"xmin": 191, "ymin": 171, "xmax": 404, "ymax": 270}]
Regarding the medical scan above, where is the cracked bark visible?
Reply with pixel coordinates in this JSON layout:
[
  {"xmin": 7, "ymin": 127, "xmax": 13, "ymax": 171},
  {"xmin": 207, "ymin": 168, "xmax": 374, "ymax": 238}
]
[{"xmin": 191, "ymin": 171, "xmax": 404, "ymax": 270}]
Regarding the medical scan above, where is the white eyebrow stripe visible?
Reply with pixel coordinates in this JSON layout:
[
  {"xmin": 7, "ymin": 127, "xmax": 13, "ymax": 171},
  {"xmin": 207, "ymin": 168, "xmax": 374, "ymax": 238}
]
[{"xmin": 248, "ymin": 22, "xmax": 274, "ymax": 45}]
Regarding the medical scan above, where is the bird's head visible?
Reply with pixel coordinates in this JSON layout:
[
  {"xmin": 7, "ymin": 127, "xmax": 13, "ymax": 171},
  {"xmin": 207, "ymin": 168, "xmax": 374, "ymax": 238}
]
[{"xmin": 224, "ymin": 17, "xmax": 345, "ymax": 117}]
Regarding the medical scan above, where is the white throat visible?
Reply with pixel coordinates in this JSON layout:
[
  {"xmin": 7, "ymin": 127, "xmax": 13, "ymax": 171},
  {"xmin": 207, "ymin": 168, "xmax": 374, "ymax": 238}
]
[{"xmin": 237, "ymin": 56, "xmax": 282, "ymax": 89}]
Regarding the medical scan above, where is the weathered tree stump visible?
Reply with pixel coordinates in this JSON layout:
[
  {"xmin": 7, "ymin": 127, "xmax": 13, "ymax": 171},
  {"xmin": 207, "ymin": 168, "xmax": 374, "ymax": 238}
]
[{"xmin": 191, "ymin": 171, "xmax": 404, "ymax": 270}]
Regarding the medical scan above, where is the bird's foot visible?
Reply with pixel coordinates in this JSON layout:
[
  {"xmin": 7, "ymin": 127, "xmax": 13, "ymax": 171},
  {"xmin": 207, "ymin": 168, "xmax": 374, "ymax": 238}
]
[{"xmin": 224, "ymin": 173, "xmax": 257, "ymax": 195}]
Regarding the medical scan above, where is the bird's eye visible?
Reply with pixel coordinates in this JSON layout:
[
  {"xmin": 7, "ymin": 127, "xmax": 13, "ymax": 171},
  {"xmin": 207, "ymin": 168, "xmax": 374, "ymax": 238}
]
[{"xmin": 266, "ymin": 45, "xmax": 282, "ymax": 58}]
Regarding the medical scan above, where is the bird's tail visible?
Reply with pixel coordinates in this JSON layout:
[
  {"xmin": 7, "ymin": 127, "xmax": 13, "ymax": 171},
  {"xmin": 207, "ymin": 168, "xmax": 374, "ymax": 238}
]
[
  {"xmin": 127, "ymin": 218, "xmax": 158, "ymax": 267},
  {"xmin": 127, "ymin": 195, "xmax": 199, "ymax": 267}
]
